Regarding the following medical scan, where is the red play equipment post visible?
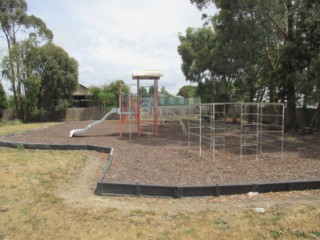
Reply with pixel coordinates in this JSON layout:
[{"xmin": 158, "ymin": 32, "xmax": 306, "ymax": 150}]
[{"xmin": 132, "ymin": 70, "xmax": 163, "ymax": 137}]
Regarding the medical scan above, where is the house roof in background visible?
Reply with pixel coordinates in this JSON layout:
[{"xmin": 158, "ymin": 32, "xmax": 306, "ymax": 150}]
[{"xmin": 73, "ymin": 84, "xmax": 89, "ymax": 96}]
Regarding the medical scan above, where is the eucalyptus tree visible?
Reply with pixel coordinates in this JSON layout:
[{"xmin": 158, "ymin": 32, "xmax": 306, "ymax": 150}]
[
  {"xmin": 178, "ymin": 27, "xmax": 233, "ymax": 102},
  {"xmin": 0, "ymin": 0, "xmax": 53, "ymax": 50},
  {"xmin": 36, "ymin": 43, "xmax": 78, "ymax": 119},
  {"xmin": 258, "ymin": 0, "xmax": 320, "ymax": 129},
  {"xmin": 1, "ymin": 41, "xmax": 78, "ymax": 120},
  {"xmin": 187, "ymin": 0, "xmax": 320, "ymax": 130},
  {"xmin": 0, "ymin": 0, "xmax": 53, "ymax": 116},
  {"xmin": 0, "ymin": 82, "xmax": 7, "ymax": 109},
  {"xmin": 0, "ymin": 0, "xmax": 79, "ymax": 121},
  {"xmin": 177, "ymin": 85, "xmax": 197, "ymax": 98},
  {"xmin": 1, "ymin": 39, "xmax": 41, "ymax": 120},
  {"xmin": 212, "ymin": 1, "xmax": 268, "ymax": 102}
]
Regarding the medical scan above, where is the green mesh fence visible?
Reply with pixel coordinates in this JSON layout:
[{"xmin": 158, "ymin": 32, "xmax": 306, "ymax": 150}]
[{"xmin": 158, "ymin": 96, "xmax": 201, "ymax": 106}]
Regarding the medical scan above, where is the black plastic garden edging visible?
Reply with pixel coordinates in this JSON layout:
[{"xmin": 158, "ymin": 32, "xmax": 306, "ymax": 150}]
[{"xmin": 1, "ymin": 140, "xmax": 319, "ymax": 198}]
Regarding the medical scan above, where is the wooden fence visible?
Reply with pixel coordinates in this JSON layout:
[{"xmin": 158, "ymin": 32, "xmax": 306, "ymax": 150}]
[{"xmin": 64, "ymin": 107, "xmax": 108, "ymax": 121}]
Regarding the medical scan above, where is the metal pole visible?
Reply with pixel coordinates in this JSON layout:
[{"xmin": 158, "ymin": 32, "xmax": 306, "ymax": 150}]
[
  {"xmin": 199, "ymin": 105, "xmax": 202, "ymax": 157},
  {"xmin": 240, "ymin": 103, "xmax": 243, "ymax": 162},
  {"xmin": 188, "ymin": 107, "xmax": 190, "ymax": 153},
  {"xmin": 154, "ymin": 78, "xmax": 159, "ymax": 137},
  {"xmin": 223, "ymin": 104, "xmax": 226, "ymax": 152},
  {"xmin": 129, "ymin": 85, "xmax": 132, "ymax": 140},
  {"xmin": 137, "ymin": 79, "xmax": 141, "ymax": 136},
  {"xmin": 119, "ymin": 84, "xmax": 122, "ymax": 137},
  {"xmin": 256, "ymin": 103, "xmax": 259, "ymax": 161},
  {"xmin": 281, "ymin": 104, "xmax": 285, "ymax": 160},
  {"xmin": 259, "ymin": 103, "xmax": 262, "ymax": 155},
  {"xmin": 212, "ymin": 104, "xmax": 215, "ymax": 162}
]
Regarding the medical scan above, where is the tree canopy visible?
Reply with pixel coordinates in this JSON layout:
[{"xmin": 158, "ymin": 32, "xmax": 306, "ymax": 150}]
[
  {"xmin": 37, "ymin": 43, "xmax": 78, "ymax": 118},
  {"xmin": 89, "ymin": 80, "xmax": 128, "ymax": 109},
  {"xmin": 1, "ymin": 41, "xmax": 78, "ymax": 120},
  {"xmin": 0, "ymin": 0, "xmax": 78, "ymax": 121},
  {"xmin": 0, "ymin": 0, "xmax": 53, "ymax": 50},
  {"xmin": 180, "ymin": 0, "xmax": 320, "ymax": 130},
  {"xmin": 177, "ymin": 85, "xmax": 197, "ymax": 98}
]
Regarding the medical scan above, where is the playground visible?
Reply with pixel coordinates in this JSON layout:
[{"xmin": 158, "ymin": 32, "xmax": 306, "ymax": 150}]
[
  {"xmin": 2, "ymin": 117, "xmax": 320, "ymax": 187},
  {"xmin": 1, "ymin": 118, "xmax": 320, "ymax": 239},
  {"xmin": 1, "ymin": 70, "xmax": 319, "ymax": 197}
]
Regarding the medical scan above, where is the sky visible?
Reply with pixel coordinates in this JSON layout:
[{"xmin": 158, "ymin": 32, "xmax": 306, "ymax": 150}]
[{"xmin": 0, "ymin": 0, "xmax": 216, "ymax": 95}]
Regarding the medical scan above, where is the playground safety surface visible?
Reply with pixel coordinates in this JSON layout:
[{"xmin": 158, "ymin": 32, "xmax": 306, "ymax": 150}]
[{"xmin": 1, "ymin": 120, "xmax": 319, "ymax": 188}]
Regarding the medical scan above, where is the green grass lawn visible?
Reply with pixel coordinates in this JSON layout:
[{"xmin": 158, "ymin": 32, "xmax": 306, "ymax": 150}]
[{"xmin": 0, "ymin": 122, "xmax": 59, "ymax": 137}]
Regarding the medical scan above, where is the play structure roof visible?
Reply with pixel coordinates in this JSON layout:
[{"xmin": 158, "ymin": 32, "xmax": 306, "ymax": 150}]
[{"xmin": 132, "ymin": 70, "xmax": 163, "ymax": 79}]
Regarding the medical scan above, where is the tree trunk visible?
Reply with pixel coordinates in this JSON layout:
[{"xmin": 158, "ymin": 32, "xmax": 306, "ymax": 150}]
[
  {"xmin": 9, "ymin": 60, "xmax": 19, "ymax": 111},
  {"xmin": 286, "ymin": 79, "xmax": 296, "ymax": 131},
  {"xmin": 284, "ymin": 0, "xmax": 297, "ymax": 131},
  {"xmin": 299, "ymin": 97, "xmax": 308, "ymax": 135}
]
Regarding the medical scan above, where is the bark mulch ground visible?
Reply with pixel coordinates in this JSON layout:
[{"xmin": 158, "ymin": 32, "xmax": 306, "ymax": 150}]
[{"xmin": 1, "ymin": 120, "xmax": 319, "ymax": 186}]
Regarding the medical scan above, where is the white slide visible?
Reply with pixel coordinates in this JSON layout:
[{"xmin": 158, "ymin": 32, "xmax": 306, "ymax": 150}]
[{"xmin": 69, "ymin": 108, "xmax": 118, "ymax": 137}]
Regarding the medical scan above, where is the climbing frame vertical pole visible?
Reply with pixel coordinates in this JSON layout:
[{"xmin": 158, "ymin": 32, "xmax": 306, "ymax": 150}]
[
  {"xmin": 199, "ymin": 105, "xmax": 202, "ymax": 157},
  {"xmin": 154, "ymin": 78, "xmax": 159, "ymax": 136},
  {"xmin": 137, "ymin": 78, "xmax": 141, "ymax": 136},
  {"xmin": 119, "ymin": 83, "xmax": 122, "ymax": 137}
]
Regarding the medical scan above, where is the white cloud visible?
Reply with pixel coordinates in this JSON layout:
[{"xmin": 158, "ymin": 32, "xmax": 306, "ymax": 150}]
[
  {"xmin": 79, "ymin": 66, "xmax": 95, "ymax": 76},
  {"xmin": 15, "ymin": 0, "xmax": 218, "ymax": 94}
]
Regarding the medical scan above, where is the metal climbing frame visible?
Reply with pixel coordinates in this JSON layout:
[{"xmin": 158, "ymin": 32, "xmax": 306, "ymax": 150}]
[
  {"xmin": 258, "ymin": 103, "xmax": 285, "ymax": 160},
  {"xmin": 119, "ymin": 84, "xmax": 138, "ymax": 138},
  {"xmin": 188, "ymin": 103, "xmax": 284, "ymax": 162},
  {"xmin": 212, "ymin": 103, "xmax": 227, "ymax": 161},
  {"xmin": 240, "ymin": 103, "xmax": 260, "ymax": 161},
  {"xmin": 187, "ymin": 103, "xmax": 227, "ymax": 162}
]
